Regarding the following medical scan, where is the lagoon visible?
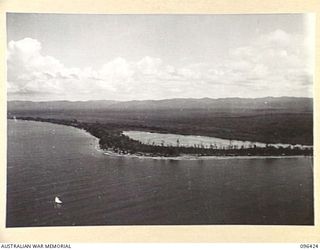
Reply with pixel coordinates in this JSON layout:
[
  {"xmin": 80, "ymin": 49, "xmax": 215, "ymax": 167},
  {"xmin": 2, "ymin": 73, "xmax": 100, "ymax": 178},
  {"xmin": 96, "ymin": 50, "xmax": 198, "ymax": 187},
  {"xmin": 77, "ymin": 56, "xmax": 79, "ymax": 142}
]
[{"xmin": 123, "ymin": 130, "xmax": 311, "ymax": 149}]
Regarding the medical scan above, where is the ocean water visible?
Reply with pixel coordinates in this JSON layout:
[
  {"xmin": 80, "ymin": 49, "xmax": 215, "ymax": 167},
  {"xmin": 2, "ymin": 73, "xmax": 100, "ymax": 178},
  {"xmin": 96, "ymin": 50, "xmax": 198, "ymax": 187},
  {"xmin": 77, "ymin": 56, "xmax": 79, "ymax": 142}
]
[{"xmin": 7, "ymin": 119, "xmax": 314, "ymax": 226}]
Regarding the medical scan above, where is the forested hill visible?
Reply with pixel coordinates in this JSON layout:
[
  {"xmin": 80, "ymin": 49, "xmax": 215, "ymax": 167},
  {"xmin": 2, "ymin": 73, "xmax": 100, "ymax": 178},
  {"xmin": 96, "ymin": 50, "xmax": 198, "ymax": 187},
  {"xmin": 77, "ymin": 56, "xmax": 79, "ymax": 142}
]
[{"xmin": 8, "ymin": 97, "xmax": 312, "ymax": 112}]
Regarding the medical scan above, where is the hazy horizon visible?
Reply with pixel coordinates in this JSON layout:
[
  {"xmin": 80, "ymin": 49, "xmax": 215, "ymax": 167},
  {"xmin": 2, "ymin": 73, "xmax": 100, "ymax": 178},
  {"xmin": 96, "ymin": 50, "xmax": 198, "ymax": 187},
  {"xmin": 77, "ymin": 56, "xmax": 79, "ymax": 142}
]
[
  {"xmin": 7, "ymin": 96, "xmax": 312, "ymax": 104},
  {"xmin": 7, "ymin": 14, "xmax": 314, "ymax": 101}
]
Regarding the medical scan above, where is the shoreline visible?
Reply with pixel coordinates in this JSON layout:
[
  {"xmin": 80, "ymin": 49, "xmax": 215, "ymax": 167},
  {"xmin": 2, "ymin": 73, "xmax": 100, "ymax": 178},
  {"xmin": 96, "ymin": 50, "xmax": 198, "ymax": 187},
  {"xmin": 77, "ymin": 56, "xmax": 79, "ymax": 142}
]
[
  {"xmin": 8, "ymin": 117, "xmax": 313, "ymax": 159},
  {"xmin": 101, "ymin": 149, "xmax": 313, "ymax": 160}
]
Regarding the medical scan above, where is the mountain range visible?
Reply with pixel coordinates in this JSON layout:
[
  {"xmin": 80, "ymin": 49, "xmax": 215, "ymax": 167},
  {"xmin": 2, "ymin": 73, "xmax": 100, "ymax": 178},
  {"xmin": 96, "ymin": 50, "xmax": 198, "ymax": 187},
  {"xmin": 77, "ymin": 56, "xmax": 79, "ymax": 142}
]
[{"xmin": 8, "ymin": 97, "xmax": 312, "ymax": 112}]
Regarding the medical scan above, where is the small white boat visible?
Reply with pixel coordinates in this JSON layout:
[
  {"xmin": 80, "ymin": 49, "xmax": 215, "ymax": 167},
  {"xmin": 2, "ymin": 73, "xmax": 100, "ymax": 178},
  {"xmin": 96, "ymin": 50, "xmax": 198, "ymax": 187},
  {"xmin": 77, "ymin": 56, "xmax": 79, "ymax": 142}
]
[{"xmin": 55, "ymin": 196, "xmax": 62, "ymax": 204}]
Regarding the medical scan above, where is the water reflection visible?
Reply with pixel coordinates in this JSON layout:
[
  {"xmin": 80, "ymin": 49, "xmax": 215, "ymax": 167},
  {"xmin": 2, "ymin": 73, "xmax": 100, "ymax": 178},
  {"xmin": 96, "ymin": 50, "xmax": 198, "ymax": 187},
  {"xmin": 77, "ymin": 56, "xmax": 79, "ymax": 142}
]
[
  {"xmin": 123, "ymin": 130, "xmax": 312, "ymax": 149},
  {"xmin": 7, "ymin": 120, "xmax": 314, "ymax": 226}
]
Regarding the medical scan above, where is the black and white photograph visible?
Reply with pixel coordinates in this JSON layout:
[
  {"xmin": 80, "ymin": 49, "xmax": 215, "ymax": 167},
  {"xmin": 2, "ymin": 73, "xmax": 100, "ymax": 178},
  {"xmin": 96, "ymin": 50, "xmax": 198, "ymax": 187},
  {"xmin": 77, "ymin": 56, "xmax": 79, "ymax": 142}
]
[{"xmin": 6, "ymin": 13, "xmax": 314, "ymax": 227}]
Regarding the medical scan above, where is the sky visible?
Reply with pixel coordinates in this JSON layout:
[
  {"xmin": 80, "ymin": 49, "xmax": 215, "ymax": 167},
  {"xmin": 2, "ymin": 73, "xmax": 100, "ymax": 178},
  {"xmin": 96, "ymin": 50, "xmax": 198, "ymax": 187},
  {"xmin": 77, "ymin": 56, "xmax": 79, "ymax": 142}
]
[{"xmin": 7, "ymin": 14, "xmax": 314, "ymax": 101}]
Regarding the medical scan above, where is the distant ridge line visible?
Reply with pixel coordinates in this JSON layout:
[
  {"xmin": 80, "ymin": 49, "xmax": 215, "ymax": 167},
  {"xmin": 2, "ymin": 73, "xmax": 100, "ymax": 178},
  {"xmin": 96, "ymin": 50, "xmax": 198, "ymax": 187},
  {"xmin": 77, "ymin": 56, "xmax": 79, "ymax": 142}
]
[
  {"xmin": 7, "ymin": 96, "xmax": 313, "ymax": 112},
  {"xmin": 8, "ymin": 96, "xmax": 312, "ymax": 103}
]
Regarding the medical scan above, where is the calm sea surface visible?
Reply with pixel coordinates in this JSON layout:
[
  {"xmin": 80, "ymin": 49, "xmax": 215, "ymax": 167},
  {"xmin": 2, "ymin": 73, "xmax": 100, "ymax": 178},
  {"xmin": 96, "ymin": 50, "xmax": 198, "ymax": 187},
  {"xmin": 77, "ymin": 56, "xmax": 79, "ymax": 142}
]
[{"xmin": 7, "ymin": 119, "xmax": 314, "ymax": 227}]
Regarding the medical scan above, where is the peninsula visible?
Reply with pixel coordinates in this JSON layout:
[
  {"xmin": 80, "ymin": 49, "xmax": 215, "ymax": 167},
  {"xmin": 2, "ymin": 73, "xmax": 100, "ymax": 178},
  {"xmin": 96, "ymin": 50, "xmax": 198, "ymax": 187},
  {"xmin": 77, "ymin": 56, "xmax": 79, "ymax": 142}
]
[{"xmin": 8, "ymin": 115, "xmax": 313, "ymax": 157}]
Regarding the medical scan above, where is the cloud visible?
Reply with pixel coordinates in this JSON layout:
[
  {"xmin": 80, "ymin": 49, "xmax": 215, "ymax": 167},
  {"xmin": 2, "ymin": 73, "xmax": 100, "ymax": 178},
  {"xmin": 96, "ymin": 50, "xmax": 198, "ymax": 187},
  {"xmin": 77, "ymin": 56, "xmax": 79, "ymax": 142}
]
[
  {"xmin": 214, "ymin": 29, "xmax": 312, "ymax": 95},
  {"xmin": 7, "ymin": 30, "xmax": 313, "ymax": 101}
]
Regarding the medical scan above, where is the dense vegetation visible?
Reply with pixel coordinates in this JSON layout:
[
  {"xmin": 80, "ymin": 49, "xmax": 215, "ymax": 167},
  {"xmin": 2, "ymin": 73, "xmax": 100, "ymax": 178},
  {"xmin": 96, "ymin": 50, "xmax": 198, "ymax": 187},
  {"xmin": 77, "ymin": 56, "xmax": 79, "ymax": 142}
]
[
  {"xmin": 8, "ymin": 97, "xmax": 313, "ymax": 146},
  {"xmin": 8, "ymin": 108, "xmax": 313, "ymax": 145},
  {"xmin": 8, "ymin": 116, "xmax": 313, "ymax": 157}
]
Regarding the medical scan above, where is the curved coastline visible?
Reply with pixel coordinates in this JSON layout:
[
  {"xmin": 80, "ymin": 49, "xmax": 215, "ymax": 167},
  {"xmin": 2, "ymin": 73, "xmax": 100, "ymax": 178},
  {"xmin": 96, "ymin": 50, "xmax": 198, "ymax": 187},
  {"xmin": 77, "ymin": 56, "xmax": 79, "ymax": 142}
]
[
  {"xmin": 8, "ymin": 117, "xmax": 313, "ymax": 160},
  {"xmin": 102, "ymin": 150, "xmax": 313, "ymax": 161},
  {"xmin": 11, "ymin": 118, "xmax": 101, "ymax": 145}
]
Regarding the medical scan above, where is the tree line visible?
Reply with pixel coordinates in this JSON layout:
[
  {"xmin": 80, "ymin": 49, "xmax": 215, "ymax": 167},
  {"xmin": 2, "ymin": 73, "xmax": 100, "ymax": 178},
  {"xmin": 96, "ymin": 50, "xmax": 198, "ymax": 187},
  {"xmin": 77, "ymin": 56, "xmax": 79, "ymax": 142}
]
[{"xmin": 9, "ymin": 116, "xmax": 313, "ymax": 157}]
